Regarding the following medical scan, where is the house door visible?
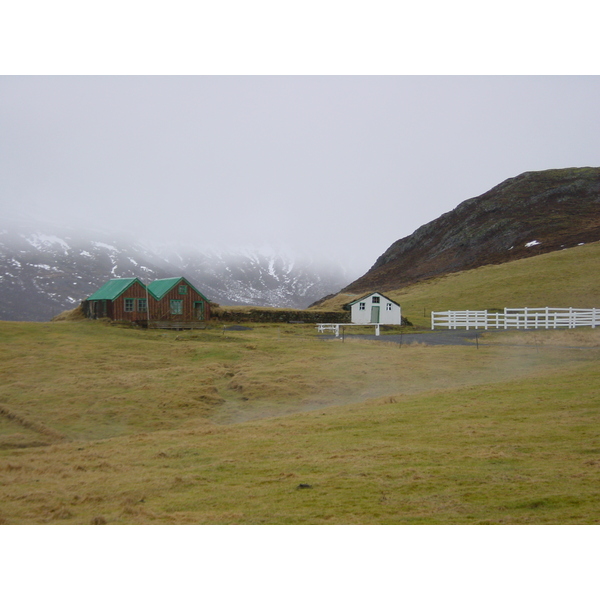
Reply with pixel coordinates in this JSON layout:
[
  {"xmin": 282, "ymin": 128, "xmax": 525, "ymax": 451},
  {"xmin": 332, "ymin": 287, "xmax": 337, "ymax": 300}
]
[
  {"xmin": 194, "ymin": 301, "xmax": 205, "ymax": 320},
  {"xmin": 371, "ymin": 306, "xmax": 380, "ymax": 323}
]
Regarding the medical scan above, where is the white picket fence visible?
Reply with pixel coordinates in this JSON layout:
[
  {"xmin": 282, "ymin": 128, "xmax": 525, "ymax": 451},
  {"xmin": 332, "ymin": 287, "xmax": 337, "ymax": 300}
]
[
  {"xmin": 316, "ymin": 323, "xmax": 382, "ymax": 336},
  {"xmin": 431, "ymin": 307, "xmax": 600, "ymax": 330}
]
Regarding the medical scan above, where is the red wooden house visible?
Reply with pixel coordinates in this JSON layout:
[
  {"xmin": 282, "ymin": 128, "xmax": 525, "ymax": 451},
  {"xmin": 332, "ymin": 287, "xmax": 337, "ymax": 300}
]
[
  {"xmin": 83, "ymin": 277, "xmax": 149, "ymax": 321},
  {"xmin": 83, "ymin": 276, "xmax": 210, "ymax": 328},
  {"xmin": 146, "ymin": 277, "xmax": 210, "ymax": 327}
]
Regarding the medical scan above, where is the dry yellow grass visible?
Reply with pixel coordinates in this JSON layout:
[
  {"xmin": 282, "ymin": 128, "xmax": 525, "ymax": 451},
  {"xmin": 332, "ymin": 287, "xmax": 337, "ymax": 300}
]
[
  {"xmin": 50, "ymin": 305, "xmax": 86, "ymax": 321},
  {"xmin": 480, "ymin": 328, "xmax": 600, "ymax": 347},
  {"xmin": 1, "ymin": 318, "xmax": 599, "ymax": 524}
]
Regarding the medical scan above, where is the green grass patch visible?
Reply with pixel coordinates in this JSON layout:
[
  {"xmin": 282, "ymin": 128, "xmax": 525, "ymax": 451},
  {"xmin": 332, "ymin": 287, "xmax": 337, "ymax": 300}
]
[{"xmin": 0, "ymin": 318, "xmax": 599, "ymax": 524}]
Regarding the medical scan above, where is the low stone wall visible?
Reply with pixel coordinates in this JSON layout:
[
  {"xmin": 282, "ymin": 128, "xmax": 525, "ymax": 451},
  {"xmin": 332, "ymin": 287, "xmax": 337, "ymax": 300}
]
[{"xmin": 212, "ymin": 307, "xmax": 351, "ymax": 324}]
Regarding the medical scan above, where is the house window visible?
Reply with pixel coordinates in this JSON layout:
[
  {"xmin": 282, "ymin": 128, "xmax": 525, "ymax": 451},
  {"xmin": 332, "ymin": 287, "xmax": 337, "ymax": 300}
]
[
  {"xmin": 138, "ymin": 298, "xmax": 147, "ymax": 312},
  {"xmin": 359, "ymin": 302, "xmax": 366, "ymax": 311},
  {"xmin": 124, "ymin": 298, "xmax": 135, "ymax": 312},
  {"xmin": 386, "ymin": 303, "xmax": 392, "ymax": 311},
  {"xmin": 178, "ymin": 285, "xmax": 188, "ymax": 295},
  {"xmin": 170, "ymin": 299, "xmax": 183, "ymax": 315},
  {"xmin": 372, "ymin": 296, "xmax": 380, "ymax": 304}
]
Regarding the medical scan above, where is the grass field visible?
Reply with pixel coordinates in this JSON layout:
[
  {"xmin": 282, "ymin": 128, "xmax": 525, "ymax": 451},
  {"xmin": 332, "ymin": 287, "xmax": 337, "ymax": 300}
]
[{"xmin": 1, "ymin": 315, "xmax": 599, "ymax": 524}]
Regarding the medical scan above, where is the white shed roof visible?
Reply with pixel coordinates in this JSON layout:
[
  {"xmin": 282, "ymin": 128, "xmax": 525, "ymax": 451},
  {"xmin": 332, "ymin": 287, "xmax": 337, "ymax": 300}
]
[{"xmin": 347, "ymin": 292, "xmax": 400, "ymax": 307}]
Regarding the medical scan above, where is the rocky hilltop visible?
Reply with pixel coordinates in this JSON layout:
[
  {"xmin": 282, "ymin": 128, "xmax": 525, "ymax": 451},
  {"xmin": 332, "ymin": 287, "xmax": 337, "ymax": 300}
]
[{"xmin": 339, "ymin": 167, "xmax": 600, "ymax": 295}]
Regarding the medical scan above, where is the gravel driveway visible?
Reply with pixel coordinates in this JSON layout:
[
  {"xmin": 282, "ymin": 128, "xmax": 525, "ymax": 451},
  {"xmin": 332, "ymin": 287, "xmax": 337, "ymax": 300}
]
[{"xmin": 318, "ymin": 328, "xmax": 596, "ymax": 349}]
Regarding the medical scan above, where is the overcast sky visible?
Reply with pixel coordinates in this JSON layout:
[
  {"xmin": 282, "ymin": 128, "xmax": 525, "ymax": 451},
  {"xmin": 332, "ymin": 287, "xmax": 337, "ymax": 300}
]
[
  {"xmin": 1, "ymin": 75, "xmax": 599, "ymax": 275},
  {"xmin": 1, "ymin": 4, "xmax": 598, "ymax": 589}
]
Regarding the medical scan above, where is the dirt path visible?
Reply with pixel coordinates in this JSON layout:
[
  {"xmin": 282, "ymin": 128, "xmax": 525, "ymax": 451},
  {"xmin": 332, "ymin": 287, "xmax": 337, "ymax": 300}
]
[{"xmin": 319, "ymin": 328, "xmax": 598, "ymax": 349}]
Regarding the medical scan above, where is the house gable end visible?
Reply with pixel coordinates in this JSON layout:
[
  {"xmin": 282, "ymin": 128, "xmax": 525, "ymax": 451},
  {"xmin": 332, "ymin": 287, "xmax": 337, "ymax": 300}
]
[
  {"xmin": 182, "ymin": 278, "xmax": 210, "ymax": 303},
  {"xmin": 347, "ymin": 291, "xmax": 399, "ymax": 308},
  {"xmin": 148, "ymin": 277, "xmax": 209, "ymax": 302}
]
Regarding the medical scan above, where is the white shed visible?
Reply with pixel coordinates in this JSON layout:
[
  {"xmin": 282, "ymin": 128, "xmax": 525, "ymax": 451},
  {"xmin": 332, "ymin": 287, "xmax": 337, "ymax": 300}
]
[{"xmin": 348, "ymin": 292, "xmax": 402, "ymax": 325}]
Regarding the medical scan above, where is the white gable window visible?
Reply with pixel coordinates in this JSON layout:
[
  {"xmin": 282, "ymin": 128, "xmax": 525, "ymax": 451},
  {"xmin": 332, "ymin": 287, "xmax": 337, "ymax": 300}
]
[
  {"xmin": 386, "ymin": 303, "xmax": 392, "ymax": 311},
  {"xmin": 359, "ymin": 302, "xmax": 366, "ymax": 310},
  {"xmin": 372, "ymin": 296, "xmax": 380, "ymax": 303}
]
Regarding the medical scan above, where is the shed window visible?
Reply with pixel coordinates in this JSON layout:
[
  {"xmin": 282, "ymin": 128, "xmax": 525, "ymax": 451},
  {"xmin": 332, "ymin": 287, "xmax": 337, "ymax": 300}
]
[
  {"xmin": 178, "ymin": 285, "xmax": 188, "ymax": 295},
  {"xmin": 372, "ymin": 296, "xmax": 380, "ymax": 304},
  {"xmin": 359, "ymin": 302, "xmax": 366, "ymax": 310},
  {"xmin": 170, "ymin": 299, "xmax": 183, "ymax": 315},
  {"xmin": 386, "ymin": 303, "xmax": 392, "ymax": 311},
  {"xmin": 137, "ymin": 298, "xmax": 147, "ymax": 312},
  {"xmin": 124, "ymin": 298, "xmax": 135, "ymax": 312}
]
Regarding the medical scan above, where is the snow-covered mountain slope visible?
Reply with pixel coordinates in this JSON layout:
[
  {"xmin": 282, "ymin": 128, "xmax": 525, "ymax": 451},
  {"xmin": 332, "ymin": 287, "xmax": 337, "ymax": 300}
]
[
  {"xmin": 0, "ymin": 218, "xmax": 351, "ymax": 321},
  {"xmin": 170, "ymin": 247, "xmax": 350, "ymax": 309}
]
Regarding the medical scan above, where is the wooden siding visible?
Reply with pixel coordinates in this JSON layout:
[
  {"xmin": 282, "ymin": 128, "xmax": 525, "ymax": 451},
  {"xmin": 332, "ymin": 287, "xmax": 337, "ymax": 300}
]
[
  {"xmin": 149, "ymin": 281, "xmax": 210, "ymax": 322},
  {"xmin": 109, "ymin": 280, "xmax": 150, "ymax": 321}
]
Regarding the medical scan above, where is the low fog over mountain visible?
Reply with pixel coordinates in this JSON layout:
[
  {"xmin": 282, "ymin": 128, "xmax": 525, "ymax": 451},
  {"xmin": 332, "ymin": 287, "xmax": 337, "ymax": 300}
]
[{"xmin": 0, "ymin": 215, "xmax": 353, "ymax": 321}]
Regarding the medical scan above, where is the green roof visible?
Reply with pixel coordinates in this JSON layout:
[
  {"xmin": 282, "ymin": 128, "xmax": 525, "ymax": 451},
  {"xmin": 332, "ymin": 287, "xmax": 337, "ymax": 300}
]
[
  {"xmin": 87, "ymin": 276, "xmax": 208, "ymax": 303},
  {"xmin": 147, "ymin": 277, "xmax": 182, "ymax": 300},
  {"xmin": 147, "ymin": 277, "xmax": 208, "ymax": 301},
  {"xmin": 87, "ymin": 278, "xmax": 143, "ymax": 301}
]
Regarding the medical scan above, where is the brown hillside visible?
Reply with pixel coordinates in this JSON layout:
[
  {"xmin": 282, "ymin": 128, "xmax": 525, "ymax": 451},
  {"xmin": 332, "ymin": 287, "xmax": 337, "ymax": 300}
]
[{"xmin": 339, "ymin": 167, "xmax": 600, "ymax": 295}]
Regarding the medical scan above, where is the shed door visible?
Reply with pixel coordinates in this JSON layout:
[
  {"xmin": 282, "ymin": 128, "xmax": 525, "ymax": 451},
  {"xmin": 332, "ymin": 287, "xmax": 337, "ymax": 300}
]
[
  {"xmin": 93, "ymin": 300, "xmax": 107, "ymax": 318},
  {"xmin": 371, "ymin": 306, "xmax": 380, "ymax": 323},
  {"xmin": 194, "ymin": 301, "xmax": 205, "ymax": 320}
]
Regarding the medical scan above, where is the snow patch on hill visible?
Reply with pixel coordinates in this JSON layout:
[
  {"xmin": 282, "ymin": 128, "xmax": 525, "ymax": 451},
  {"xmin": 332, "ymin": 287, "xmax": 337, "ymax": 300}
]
[{"xmin": 0, "ymin": 218, "xmax": 352, "ymax": 321}]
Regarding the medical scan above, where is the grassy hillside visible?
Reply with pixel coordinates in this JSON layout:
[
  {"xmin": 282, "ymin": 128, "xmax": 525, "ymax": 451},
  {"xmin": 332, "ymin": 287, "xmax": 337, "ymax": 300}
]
[
  {"xmin": 1, "ymin": 317, "xmax": 599, "ymax": 524},
  {"xmin": 315, "ymin": 241, "xmax": 600, "ymax": 327}
]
